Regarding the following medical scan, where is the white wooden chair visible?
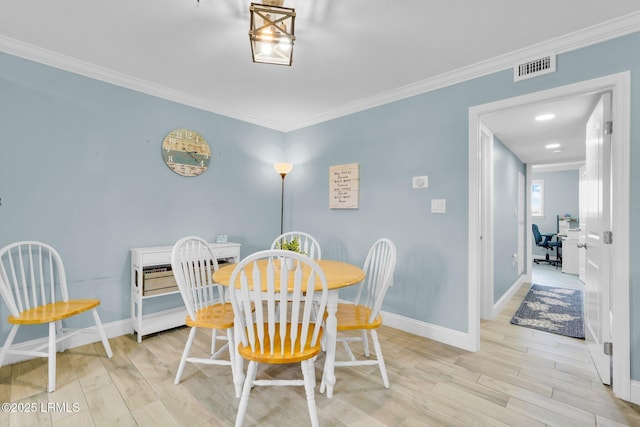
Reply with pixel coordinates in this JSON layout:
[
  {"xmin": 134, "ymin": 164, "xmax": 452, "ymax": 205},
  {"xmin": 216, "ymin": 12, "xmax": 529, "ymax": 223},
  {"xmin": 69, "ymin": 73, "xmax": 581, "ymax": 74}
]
[
  {"xmin": 271, "ymin": 231, "xmax": 321, "ymax": 260},
  {"xmin": 228, "ymin": 250, "xmax": 328, "ymax": 427},
  {"xmin": 322, "ymin": 238, "xmax": 396, "ymax": 390},
  {"xmin": 171, "ymin": 236, "xmax": 236, "ymax": 389},
  {"xmin": 0, "ymin": 241, "xmax": 113, "ymax": 392}
]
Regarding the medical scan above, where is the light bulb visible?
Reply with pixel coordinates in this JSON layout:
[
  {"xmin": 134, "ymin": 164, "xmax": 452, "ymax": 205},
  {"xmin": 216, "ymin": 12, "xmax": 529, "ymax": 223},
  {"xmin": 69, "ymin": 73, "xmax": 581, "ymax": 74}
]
[
  {"xmin": 279, "ymin": 40, "xmax": 291, "ymax": 51},
  {"xmin": 535, "ymin": 113, "xmax": 555, "ymax": 122}
]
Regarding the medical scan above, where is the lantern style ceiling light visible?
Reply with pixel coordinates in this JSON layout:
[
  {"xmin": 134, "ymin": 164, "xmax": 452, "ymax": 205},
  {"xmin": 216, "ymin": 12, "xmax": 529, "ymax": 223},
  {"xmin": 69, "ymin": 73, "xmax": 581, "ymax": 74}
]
[{"xmin": 249, "ymin": 1, "xmax": 296, "ymax": 66}]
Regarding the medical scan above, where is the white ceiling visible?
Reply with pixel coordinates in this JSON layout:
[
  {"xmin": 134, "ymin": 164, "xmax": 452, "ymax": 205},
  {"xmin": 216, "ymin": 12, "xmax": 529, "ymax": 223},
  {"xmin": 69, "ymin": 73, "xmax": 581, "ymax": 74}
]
[
  {"xmin": 2, "ymin": 1, "xmax": 640, "ymax": 164},
  {"xmin": 481, "ymin": 92, "xmax": 602, "ymax": 167}
]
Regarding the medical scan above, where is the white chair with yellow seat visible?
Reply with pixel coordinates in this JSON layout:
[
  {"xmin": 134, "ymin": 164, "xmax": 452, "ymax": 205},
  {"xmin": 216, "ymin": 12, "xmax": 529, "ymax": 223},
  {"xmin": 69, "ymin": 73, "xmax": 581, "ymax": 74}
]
[
  {"xmin": 321, "ymin": 238, "xmax": 397, "ymax": 391},
  {"xmin": 0, "ymin": 241, "xmax": 113, "ymax": 393},
  {"xmin": 171, "ymin": 236, "xmax": 237, "ymax": 391},
  {"xmin": 228, "ymin": 249, "xmax": 328, "ymax": 427}
]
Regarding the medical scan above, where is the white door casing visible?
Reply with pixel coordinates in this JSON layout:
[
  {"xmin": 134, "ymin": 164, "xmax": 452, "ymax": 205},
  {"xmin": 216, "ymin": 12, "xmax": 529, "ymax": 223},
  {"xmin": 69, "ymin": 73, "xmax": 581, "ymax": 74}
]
[{"xmin": 480, "ymin": 124, "xmax": 494, "ymax": 320}]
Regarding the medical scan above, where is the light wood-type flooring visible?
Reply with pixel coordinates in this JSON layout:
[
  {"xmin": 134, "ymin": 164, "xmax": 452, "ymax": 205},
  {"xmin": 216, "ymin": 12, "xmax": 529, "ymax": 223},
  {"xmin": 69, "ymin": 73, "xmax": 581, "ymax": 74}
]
[{"xmin": 2, "ymin": 282, "xmax": 640, "ymax": 426}]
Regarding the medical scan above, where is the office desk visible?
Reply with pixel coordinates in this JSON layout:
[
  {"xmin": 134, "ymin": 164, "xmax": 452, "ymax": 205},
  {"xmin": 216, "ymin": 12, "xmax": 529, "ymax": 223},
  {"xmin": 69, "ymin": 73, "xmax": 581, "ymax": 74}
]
[
  {"xmin": 213, "ymin": 259, "xmax": 365, "ymax": 398},
  {"xmin": 560, "ymin": 229, "xmax": 580, "ymax": 275}
]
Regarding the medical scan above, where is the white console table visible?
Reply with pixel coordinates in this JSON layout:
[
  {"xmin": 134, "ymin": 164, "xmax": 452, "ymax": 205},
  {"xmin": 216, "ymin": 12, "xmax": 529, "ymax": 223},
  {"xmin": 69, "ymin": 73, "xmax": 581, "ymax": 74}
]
[{"xmin": 130, "ymin": 242, "xmax": 241, "ymax": 342}]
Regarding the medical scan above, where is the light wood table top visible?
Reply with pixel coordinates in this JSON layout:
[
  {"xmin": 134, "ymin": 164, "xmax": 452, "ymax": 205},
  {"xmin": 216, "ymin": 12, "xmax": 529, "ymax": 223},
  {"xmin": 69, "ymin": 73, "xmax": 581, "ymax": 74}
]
[{"xmin": 213, "ymin": 259, "xmax": 365, "ymax": 291}]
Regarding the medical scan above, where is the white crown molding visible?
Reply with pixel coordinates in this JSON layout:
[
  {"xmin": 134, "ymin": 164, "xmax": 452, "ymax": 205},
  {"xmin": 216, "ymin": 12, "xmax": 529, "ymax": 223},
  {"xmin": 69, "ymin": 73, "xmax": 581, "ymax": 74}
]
[
  {"xmin": 284, "ymin": 11, "xmax": 640, "ymax": 132},
  {"xmin": 0, "ymin": 35, "xmax": 282, "ymax": 131},
  {"xmin": 2, "ymin": 11, "xmax": 640, "ymax": 133}
]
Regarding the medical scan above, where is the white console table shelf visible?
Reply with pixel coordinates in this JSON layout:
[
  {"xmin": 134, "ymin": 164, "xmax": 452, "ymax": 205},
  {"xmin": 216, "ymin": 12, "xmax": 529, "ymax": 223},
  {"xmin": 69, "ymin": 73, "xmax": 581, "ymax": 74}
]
[{"xmin": 130, "ymin": 242, "xmax": 241, "ymax": 342}]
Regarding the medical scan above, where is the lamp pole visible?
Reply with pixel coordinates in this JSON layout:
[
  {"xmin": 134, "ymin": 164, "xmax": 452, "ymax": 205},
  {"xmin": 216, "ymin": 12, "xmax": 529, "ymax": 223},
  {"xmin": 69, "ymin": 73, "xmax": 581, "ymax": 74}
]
[
  {"xmin": 279, "ymin": 173, "xmax": 286, "ymax": 235},
  {"xmin": 273, "ymin": 163, "xmax": 293, "ymax": 235}
]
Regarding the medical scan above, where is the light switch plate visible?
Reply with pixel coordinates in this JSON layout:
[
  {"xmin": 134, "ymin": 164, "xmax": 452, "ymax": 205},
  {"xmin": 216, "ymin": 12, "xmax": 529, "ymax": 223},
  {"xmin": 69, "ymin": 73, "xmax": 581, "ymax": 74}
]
[
  {"xmin": 431, "ymin": 199, "xmax": 446, "ymax": 213},
  {"xmin": 412, "ymin": 176, "xmax": 428, "ymax": 189}
]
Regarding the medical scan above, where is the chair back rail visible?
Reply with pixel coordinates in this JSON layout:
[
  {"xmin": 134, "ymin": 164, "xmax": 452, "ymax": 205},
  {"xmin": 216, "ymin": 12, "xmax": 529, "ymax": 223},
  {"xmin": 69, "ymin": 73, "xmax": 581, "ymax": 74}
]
[
  {"xmin": 229, "ymin": 250, "xmax": 327, "ymax": 356},
  {"xmin": 355, "ymin": 238, "xmax": 397, "ymax": 324},
  {"xmin": 271, "ymin": 231, "xmax": 322, "ymax": 260},
  {"xmin": 0, "ymin": 241, "xmax": 69, "ymax": 317},
  {"xmin": 171, "ymin": 237, "xmax": 223, "ymax": 321}
]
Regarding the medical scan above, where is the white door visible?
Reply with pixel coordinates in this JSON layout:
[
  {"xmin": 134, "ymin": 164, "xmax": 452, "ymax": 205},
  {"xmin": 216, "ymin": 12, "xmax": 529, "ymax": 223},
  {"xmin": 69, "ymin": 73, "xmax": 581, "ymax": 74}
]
[{"xmin": 584, "ymin": 92, "xmax": 612, "ymax": 385}]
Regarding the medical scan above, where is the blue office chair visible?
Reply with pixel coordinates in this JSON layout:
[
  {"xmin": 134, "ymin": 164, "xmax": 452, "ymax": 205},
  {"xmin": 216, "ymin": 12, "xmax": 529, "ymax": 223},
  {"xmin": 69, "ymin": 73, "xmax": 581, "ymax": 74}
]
[{"xmin": 532, "ymin": 224, "xmax": 562, "ymax": 266}]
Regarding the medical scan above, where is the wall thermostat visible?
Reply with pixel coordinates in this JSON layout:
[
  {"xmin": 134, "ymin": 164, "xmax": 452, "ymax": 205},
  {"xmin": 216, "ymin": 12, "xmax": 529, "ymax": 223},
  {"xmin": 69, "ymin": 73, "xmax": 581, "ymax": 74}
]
[{"xmin": 412, "ymin": 176, "xmax": 429, "ymax": 189}]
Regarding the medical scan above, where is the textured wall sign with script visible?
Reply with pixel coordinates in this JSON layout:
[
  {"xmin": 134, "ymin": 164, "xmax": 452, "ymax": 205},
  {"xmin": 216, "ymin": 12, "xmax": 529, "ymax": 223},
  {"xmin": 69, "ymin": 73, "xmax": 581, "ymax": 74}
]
[{"xmin": 329, "ymin": 163, "xmax": 359, "ymax": 209}]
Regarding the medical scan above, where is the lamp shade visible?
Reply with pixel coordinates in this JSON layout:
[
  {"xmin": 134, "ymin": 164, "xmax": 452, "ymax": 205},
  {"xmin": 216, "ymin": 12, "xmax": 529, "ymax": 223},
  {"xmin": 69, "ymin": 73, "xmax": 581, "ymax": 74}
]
[
  {"xmin": 274, "ymin": 162, "xmax": 293, "ymax": 176},
  {"xmin": 249, "ymin": 2, "xmax": 296, "ymax": 66}
]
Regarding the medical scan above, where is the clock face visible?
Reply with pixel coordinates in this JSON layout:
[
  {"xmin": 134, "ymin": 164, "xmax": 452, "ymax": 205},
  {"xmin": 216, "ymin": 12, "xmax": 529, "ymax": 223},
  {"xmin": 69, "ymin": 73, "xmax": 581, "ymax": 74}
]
[{"xmin": 161, "ymin": 128, "xmax": 211, "ymax": 177}]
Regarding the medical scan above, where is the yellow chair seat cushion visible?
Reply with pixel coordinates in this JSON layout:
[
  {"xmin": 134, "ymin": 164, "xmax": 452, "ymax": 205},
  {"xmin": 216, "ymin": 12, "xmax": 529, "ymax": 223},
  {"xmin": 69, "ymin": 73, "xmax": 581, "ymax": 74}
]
[
  {"xmin": 336, "ymin": 303, "xmax": 382, "ymax": 331},
  {"xmin": 186, "ymin": 302, "xmax": 235, "ymax": 329},
  {"xmin": 9, "ymin": 299, "xmax": 100, "ymax": 325},
  {"xmin": 239, "ymin": 323, "xmax": 323, "ymax": 364}
]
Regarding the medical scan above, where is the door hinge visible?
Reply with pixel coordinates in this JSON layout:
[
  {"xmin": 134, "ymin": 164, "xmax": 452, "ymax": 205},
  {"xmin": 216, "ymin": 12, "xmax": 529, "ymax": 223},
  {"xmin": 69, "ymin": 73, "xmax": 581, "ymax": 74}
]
[
  {"xmin": 604, "ymin": 121, "xmax": 613, "ymax": 135},
  {"xmin": 604, "ymin": 341, "xmax": 613, "ymax": 356},
  {"xmin": 603, "ymin": 231, "xmax": 613, "ymax": 244}
]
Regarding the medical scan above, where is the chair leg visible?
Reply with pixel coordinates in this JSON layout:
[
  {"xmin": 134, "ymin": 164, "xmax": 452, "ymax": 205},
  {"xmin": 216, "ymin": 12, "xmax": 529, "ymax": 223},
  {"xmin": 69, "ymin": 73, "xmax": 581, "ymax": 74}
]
[
  {"xmin": 175, "ymin": 327, "xmax": 197, "ymax": 385},
  {"xmin": 55, "ymin": 320, "xmax": 64, "ymax": 352},
  {"xmin": 361, "ymin": 330, "xmax": 370, "ymax": 357},
  {"xmin": 48, "ymin": 322, "xmax": 56, "ymax": 393},
  {"xmin": 302, "ymin": 359, "xmax": 320, "ymax": 427},
  {"xmin": 370, "ymin": 329, "xmax": 389, "ymax": 389},
  {"xmin": 0, "ymin": 324, "xmax": 20, "ymax": 368},
  {"xmin": 226, "ymin": 327, "xmax": 240, "ymax": 398},
  {"xmin": 91, "ymin": 309, "xmax": 113, "ymax": 358},
  {"xmin": 211, "ymin": 329, "xmax": 218, "ymax": 356},
  {"xmin": 235, "ymin": 361, "xmax": 257, "ymax": 427}
]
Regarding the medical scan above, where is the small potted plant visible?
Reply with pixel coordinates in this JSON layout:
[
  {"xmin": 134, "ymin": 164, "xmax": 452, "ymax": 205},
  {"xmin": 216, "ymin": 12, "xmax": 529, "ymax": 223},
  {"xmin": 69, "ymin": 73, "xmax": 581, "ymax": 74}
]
[{"xmin": 276, "ymin": 237, "xmax": 305, "ymax": 269}]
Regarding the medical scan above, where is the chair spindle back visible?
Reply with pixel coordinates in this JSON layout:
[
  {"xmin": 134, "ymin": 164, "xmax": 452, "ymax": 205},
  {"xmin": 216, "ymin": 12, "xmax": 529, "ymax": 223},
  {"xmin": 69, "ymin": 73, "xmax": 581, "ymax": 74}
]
[
  {"xmin": 0, "ymin": 241, "xmax": 69, "ymax": 317},
  {"xmin": 271, "ymin": 231, "xmax": 322, "ymax": 260},
  {"xmin": 171, "ymin": 237, "xmax": 223, "ymax": 322},
  {"xmin": 355, "ymin": 238, "xmax": 397, "ymax": 324},
  {"xmin": 228, "ymin": 250, "xmax": 328, "ymax": 356}
]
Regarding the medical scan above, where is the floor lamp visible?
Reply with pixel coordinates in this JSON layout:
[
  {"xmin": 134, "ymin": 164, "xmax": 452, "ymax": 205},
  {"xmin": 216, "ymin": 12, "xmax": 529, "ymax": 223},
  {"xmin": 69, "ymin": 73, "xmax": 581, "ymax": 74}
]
[{"xmin": 274, "ymin": 163, "xmax": 293, "ymax": 235}]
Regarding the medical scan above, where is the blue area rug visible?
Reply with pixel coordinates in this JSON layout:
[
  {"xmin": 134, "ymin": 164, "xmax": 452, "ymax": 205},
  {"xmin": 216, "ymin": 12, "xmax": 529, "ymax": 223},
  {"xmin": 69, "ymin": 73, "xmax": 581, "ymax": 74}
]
[{"xmin": 510, "ymin": 284, "xmax": 585, "ymax": 339}]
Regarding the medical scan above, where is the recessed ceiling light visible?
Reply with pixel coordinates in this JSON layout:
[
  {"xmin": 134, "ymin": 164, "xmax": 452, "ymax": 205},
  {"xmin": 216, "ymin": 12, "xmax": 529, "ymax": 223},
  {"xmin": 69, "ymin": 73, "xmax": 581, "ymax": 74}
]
[
  {"xmin": 535, "ymin": 113, "xmax": 556, "ymax": 121},
  {"xmin": 552, "ymin": 149, "xmax": 564, "ymax": 154},
  {"xmin": 545, "ymin": 143, "xmax": 561, "ymax": 149}
]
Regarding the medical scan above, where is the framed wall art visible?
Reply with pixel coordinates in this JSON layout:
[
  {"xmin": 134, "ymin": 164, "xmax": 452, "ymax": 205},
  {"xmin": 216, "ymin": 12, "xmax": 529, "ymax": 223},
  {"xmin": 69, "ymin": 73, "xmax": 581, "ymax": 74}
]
[{"xmin": 329, "ymin": 163, "xmax": 359, "ymax": 209}]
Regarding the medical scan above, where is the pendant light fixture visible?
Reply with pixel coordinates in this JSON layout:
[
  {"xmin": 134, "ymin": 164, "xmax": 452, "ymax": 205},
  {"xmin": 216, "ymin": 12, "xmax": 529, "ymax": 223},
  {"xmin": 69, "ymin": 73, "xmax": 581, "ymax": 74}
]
[{"xmin": 249, "ymin": 1, "xmax": 296, "ymax": 66}]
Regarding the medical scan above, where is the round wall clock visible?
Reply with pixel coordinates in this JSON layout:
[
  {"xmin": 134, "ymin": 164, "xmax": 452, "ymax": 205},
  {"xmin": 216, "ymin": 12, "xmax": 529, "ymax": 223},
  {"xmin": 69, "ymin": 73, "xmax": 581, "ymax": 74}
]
[{"xmin": 161, "ymin": 128, "xmax": 211, "ymax": 177}]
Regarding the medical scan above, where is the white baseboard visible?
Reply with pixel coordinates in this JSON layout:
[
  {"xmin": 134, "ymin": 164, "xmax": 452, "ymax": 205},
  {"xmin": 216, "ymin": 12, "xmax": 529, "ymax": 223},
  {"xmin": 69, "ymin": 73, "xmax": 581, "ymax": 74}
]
[
  {"xmin": 381, "ymin": 310, "xmax": 476, "ymax": 352},
  {"xmin": 629, "ymin": 380, "xmax": 640, "ymax": 405},
  {"xmin": 490, "ymin": 275, "xmax": 527, "ymax": 320},
  {"xmin": 1, "ymin": 319, "xmax": 132, "ymax": 366}
]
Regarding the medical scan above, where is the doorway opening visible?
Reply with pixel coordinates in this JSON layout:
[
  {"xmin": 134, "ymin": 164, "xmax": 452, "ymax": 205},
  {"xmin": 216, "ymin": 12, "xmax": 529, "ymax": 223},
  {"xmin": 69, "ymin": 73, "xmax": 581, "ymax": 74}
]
[{"xmin": 468, "ymin": 72, "xmax": 631, "ymax": 400}]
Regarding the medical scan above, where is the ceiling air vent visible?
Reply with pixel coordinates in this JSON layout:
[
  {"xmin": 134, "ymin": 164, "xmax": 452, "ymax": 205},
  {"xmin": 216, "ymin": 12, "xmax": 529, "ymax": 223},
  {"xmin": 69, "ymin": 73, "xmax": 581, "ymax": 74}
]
[{"xmin": 513, "ymin": 53, "xmax": 556, "ymax": 82}]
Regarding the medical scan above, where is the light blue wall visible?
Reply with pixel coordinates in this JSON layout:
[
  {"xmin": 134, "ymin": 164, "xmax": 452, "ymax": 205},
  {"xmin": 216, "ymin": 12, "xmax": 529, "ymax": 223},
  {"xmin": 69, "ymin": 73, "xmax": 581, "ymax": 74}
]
[
  {"xmin": 285, "ymin": 98, "xmax": 470, "ymax": 331},
  {"xmin": 493, "ymin": 137, "xmax": 525, "ymax": 303},
  {"xmin": 1, "ymin": 31, "xmax": 640, "ymax": 379},
  {"xmin": 531, "ymin": 170, "xmax": 580, "ymax": 259},
  {"xmin": 0, "ymin": 53, "xmax": 286, "ymax": 342}
]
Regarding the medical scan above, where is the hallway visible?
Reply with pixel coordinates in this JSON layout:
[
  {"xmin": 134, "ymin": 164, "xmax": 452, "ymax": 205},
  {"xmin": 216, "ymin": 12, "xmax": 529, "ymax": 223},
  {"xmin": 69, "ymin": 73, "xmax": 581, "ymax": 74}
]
[{"xmin": 532, "ymin": 262, "xmax": 583, "ymax": 290}]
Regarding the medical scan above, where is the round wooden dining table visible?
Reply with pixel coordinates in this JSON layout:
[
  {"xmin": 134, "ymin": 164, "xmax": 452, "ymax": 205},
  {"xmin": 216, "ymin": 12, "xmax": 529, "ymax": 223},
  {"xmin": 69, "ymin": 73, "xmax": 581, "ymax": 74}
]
[{"xmin": 213, "ymin": 259, "xmax": 365, "ymax": 398}]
